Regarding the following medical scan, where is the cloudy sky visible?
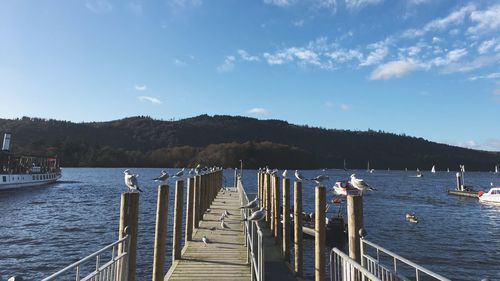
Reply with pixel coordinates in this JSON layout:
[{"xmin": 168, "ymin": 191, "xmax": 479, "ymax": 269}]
[{"xmin": 0, "ymin": 0, "xmax": 499, "ymax": 150}]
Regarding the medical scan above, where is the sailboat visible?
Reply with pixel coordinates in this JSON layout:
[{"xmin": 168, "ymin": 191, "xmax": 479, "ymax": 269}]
[
  {"xmin": 416, "ymin": 168, "xmax": 423, "ymax": 178},
  {"xmin": 447, "ymin": 168, "xmax": 450, "ymax": 172},
  {"xmin": 431, "ymin": 165, "xmax": 436, "ymax": 173},
  {"xmin": 495, "ymin": 164, "xmax": 499, "ymax": 174}
]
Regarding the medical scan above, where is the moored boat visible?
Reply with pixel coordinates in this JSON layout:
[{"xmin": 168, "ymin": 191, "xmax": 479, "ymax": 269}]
[
  {"xmin": 332, "ymin": 180, "xmax": 359, "ymax": 196},
  {"xmin": 0, "ymin": 133, "xmax": 61, "ymax": 190},
  {"xmin": 478, "ymin": 187, "xmax": 500, "ymax": 204}
]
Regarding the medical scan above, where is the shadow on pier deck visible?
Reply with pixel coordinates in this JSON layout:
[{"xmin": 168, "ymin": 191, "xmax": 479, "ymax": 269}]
[{"xmin": 164, "ymin": 186, "xmax": 297, "ymax": 281}]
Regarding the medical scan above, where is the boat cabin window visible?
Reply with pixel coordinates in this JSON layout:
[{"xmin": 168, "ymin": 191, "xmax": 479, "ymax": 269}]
[{"xmin": 2, "ymin": 176, "xmax": 5, "ymax": 182}]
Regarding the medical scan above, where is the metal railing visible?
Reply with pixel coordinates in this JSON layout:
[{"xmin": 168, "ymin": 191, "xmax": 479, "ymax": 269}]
[
  {"xmin": 360, "ymin": 239, "xmax": 451, "ymax": 281},
  {"xmin": 42, "ymin": 231, "xmax": 130, "ymax": 281},
  {"xmin": 330, "ymin": 247, "xmax": 381, "ymax": 281},
  {"xmin": 237, "ymin": 177, "xmax": 264, "ymax": 281}
]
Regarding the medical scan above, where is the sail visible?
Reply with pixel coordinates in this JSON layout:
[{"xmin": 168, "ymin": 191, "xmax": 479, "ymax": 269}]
[
  {"xmin": 431, "ymin": 165, "xmax": 436, "ymax": 173},
  {"xmin": 495, "ymin": 165, "xmax": 499, "ymax": 174}
]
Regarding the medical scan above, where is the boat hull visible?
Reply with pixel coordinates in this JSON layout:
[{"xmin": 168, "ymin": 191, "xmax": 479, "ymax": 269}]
[{"xmin": 0, "ymin": 172, "xmax": 62, "ymax": 190}]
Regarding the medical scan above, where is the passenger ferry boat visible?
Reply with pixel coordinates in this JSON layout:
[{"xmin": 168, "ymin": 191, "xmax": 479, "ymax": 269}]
[{"xmin": 0, "ymin": 133, "xmax": 61, "ymax": 190}]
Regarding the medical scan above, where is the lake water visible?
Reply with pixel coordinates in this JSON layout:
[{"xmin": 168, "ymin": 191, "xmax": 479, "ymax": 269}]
[{"xmin": 0, "ymin": 168, "xmax": 499, "ymax": 281}]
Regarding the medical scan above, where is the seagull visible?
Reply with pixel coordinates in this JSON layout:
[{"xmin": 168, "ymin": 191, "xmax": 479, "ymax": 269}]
[
  {"xmin": 295, "ymin": 170, "xmax": 305, "ymax": 181},
  {"xmin": 282, "ymin": 169, "xmax": 288, "ymax": 178},
  {"xmin": 270, "ymin": 169, "xmax": 278, "ymax": 176},
  {"xmin": 240, "ymin": 196, "xmax": 258, "ymax": 209},
  {"xmin": 219, "ymin": 213, "xmax": 226, "ymax": 221},
  {"xmin": 152, "ymin": 170, "xmax": 169, "ymax": 183},
  {"xmin": 311, "ymin": 175, "xmax": 329, "ymax": 185},
  {"xmin": 221, "ymin": 219, "xmax": 230, "ymax": 229},
  {"xmin": 195, "ymin": 164, "xmax": 201, "ymax": 175},
  {"xmin": 188, "ymin": 168, "xmax": 195, "ymax": 177},
  {"xmin": 223, "ymin": 210, "xmax": 231, "ymax": 217},
  {"xmin": 123, "ymin": 169, "xmax": 143, "ymax": 192},
  {"xmin": 174, "ymin": 168, "xmax": 185, "ymax": 178},
  {"xmin": 350, "ymin": 174, "xmax": 376, "ymax": 192},
  {"xmin": 243, "ymin": 208, "xmax": 267, "ymax": 222},
  {"xmin": 202, "ymin": 235, "xmax": 209, "ymax": 246}
]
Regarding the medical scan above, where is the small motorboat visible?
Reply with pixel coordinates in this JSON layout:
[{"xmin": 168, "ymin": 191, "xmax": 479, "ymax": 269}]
[
  {"xmin": 302, "ymin": 214, "xmax": 347, "ymax": 247},
  {"xmin": 478, "ymin": 187, "xmax": 500, "ymax": 204},
  {"xmin": 332, "ymin": 181, "xmax": 359, "ymax": 196},
  {"xmin": 405, "ymin": 213, "xmax": 418, "ymax": 223}
]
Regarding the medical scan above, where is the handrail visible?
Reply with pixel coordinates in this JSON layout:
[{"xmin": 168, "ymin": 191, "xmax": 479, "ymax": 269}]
[
  {"xmin": 361, "ymin": 238, "xmax": 451, "ymax": 281},
  {"xmin": 237, "ymin": 176, "xmax": 264, "ymax": 281},
  {"xmin": 42, "ymin": 234, "xmax": 130, "ymax": 281},
  {"xmin": 330, "ymin": 247, "xmax": 381, "ymax": 281}
]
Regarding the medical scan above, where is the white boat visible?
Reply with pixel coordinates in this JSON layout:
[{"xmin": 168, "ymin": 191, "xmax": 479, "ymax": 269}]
[
  {"xmin": 0, "ymin": 133, "xmax": 61, "ymax": 190},
  {"xmin": 431, "ymin": 165, "xmax": 436, "ymax": 173},
  {"xmin": 416, "ymin": 168, "xmax": 423, "ymax": 178},
  {"xmin": 478, "ymin": 187, "xmax": 500, "ymax": 204},
  {"xmin": 332, "ymin": 181, "xmax": 359, "ymax": 196},
  {"xmin": 495, "ymin": 164, "xmax": 499, "ymax": 174}
]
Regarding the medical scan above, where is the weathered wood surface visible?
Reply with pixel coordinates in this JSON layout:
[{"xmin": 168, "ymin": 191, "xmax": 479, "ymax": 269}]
[{"xmin": 164, "ymin": 187, "xmax": 251, "ymax": 281}]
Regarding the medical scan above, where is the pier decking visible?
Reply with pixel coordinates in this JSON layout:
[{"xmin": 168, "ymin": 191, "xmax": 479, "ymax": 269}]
[{"xmin": 164, "ymin": 187, "xmax": 251, "ymax": 280}]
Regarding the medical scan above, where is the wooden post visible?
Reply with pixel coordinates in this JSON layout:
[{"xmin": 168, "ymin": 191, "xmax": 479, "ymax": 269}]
[
  {"xmin": 270, "ymin": 175, "xmax": 275, "ymax": 232},
  {"xmin": 200, "ymin": 175, "xmax": 206, "ymax": 218},
  {"xmin": 273, "ymin": 175, "xmax": 280, "ymax": 243},
  {"xmin": 347, "ymin": 194, "xmax": 364, "ymax": 264},
  {"xmin": 185, "ymin": 178, "xmax": 195, "ymax": 242},
  {"xmin": 315, "ymin": 185, "xmax": 326, "ymax": 281},
  {"xmin": 293, "ymin": 181, "xmax": 303, "ymax": 277},
  {"xmin": 193, "ymin": 175, "xmax": 201, "ymax": 228},
  {"xmin": 266, "ymin": 173, "xmax": 271, "ymax": 224},
  {"xmin": 118, "ymin": 192, "xmax": 139, "ymax": 281},
  {"xmin": 152, "ymin": 185, "xmax": 169, "ymax": 281},
  {"xmin": 172, "ymin": 180, "xmax": 184, "ymax": 262},
  {"xmin": 257, "ymin": 172, "xmax": 261, "ymax": 207},
  {"xmin": 282, "ymin": 178, "xmax": 290, "ymax": 261}
]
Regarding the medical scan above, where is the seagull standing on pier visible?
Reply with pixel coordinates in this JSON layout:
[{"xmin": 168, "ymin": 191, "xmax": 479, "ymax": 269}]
[
  {"xmin": 240, "ymin": 196, "xmax": 258, "ymax": 209},
  {"xmin": 223, "ymin": 210, "xmax": 230, "ymax": 217},
  {"xmin": 350, "ymin": 174, "xmax": 376, "ymax": 193},
  {"xmin": 202, "ymin": 235, "xmax": 209, "ymax": 246},
  {"xmin": 152, "ymin": 170, "xmax": 169, "ymax": 184},
  {"xmin": 243, "ymin": 208, "xmax": 267, "ymax": 222},
  {"xmin": 311, "ymin": 175, "xmax": 329, "ymax": 185},
  {"xmin": 123, "ymin": 169, "xmax": 143, "ymax": 192},
  {"xmin": 282, "ymin": 169, "xmax": 288, "ymax": 178},
  {"xmin": 220, "ymin": 219, "xmax": 230, "ymax": 229},
  {"xmin": 173, "ymin": 168, "xmax": 185, "ymax": 178},
  {"xmin": 295, "ymin": 170, "xmax": 305, "ymax": 181}
]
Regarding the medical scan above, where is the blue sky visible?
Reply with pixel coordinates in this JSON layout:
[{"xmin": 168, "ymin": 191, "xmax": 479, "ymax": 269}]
[{"xmin": 0, "ymin": 0, "xmax": 499, "ymax": 151}]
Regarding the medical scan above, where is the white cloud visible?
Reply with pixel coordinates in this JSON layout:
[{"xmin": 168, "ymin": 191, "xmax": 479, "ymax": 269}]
[
  {"xmin": 138, "ymin": 96, "xmax": 162, "ymax": 104},
  {"xmin": 402, "ymin": 4, "xmax": 475, "ymax": 38},
  {"xmin": 168, "ymin": 0, "xmax": 202, "ymax": 9},
  {"xmin": 293, "ymin": 20, "xmax": 304, "ymax": 27},
  {"xmin": 263, "ymin": 47, "xmax": 321, "ymax": 67},
  {"xmin": 477, "ymin": 38, "xmax": 498, "ymax": 54},
  {"xmin": 468, "ymin": 72, "xmax": 500, "ymax": 81},
  {"xmin": 316, "ymin": 0, "xmax": 337, "ymax": 13},
  {"xmin": 325, "ymin": 101, "xmax": 335, "ymax": 108},
  {"xmin": 468, "ymin": 4, "xmax": 500, "ymax": 34},
  {"xmin": 326, "ymin": 49, "xmax": 363, "ymax": 63},
  {"xmin": 443, "ymin": 55, "xmax": 496, "ymax": 73},
  {"xmin": 173, "ymin": 58, "xmax": 187, "ymax": 67},
  {"xmin": 247, "ymin": 107, "xmax": 268, "ymax": 114},
  {"xmin": 85, "ymin": 0, "xmax": 113, "ymax": 13},
  {"xmin": 135, "ymin": 84, "xmax": 147, "ymax": 91},
  {"xmin": 264, "ymin": 0, "xmax": 293, "ymax": 7},
  {"xmin": 457, "ymin": 140, "xmax": 479, "ymax": 149},
  {"xmin": 369, "ymin": 60, "xmax": 420, "ymax": 80},
  {"xmin": 345, "ymin": 0, "xmax": 383, "ymax": 10},
  {"xmin": 360, "ymin": 40, "xmax": 389, "ymax": 66},
  {"xmin": 432, "ymin": 48, "xmax": 468, "ymax": 67},
  {"xmin": 340, "ymin": 104, "xmax": 351, "ymax": 111},
  {"xmin": 217, "ymin": 56, "xmax": 236, "ymax": 73},
  {"xmin": 238, "ymin": 50, "xmax": 260, "ymax": 62},
  {"xmin": 432, "ymin": 37, "xmax": 441, "ymax": 43}
]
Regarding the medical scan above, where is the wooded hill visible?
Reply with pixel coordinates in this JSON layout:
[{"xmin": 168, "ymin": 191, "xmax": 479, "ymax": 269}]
[{"xmin": 0, "ymin": 115, "xmax": 499, "ymax": 170}]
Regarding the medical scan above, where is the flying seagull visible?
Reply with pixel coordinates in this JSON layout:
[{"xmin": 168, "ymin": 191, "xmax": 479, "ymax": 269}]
[
  {"xmin": 173, "ymin": 168, "xmax": 185, "ymax": 178},
  {"xmin": 152, "ymin": 170, "xmax": 169, "ymax": 183},
  {"xmin": 311, "ymin": 175, "xmax": 329, "ymax": 185},
  {"xmin": 123, "ymin": 169, "xmax": 143, "ymax": 192},
  {"xmin": 240, "ymin": 196, "xmax": 258, "ymax": 209},
  {"xmin": 295, "ymin": 170, "xmax": 305, "ymax": 181},
  {"xmin": 202, "ymin": 235, "xmax": 208, "ymax": 246},
  {"xmin": 350, "ymin": 174, "xmax": 376, "ymax": 193},
  {"xmin": 282, "ymin": 169, "xmax": 288, "ymax": 178},
  {"xmin": 243, "ymin": 208, "xmax": 267, "ymax": 222}
]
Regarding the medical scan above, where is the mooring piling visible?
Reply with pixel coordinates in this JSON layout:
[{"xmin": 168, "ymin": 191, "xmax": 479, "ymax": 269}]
[
  {"xmin": 152, "ymin": 185, "xmax": 169, "ymax": 281},
  {"xmin": 119, "ymin": 192, "xmax": 139, "ymax": 281}
]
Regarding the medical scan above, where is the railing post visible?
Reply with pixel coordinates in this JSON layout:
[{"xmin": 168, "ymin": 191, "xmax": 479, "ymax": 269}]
[
  {"xmin": 273, "ymin": 175, "xmax": 280, "ymax": 244},
  {"xmin": 315, "ymin": 185, "xmax": 326, "ymax": 281},
  {"xmin": 172, "ymin": 180, "xmax": 184, "ymax": 262},
  {"xmin": 347, "ymin": 194, "xmax": 364, "ymax": 264},
  {"xmin": 193, "ymin": 175, "xmax": 201, "ymax": 229},
  {"xmin": 185, "ymin": 177, "xmax": 195, "ymax": 242},
  {"xmin": 266, "ymin": 173, "xmax": 271, "ymax": 225},
  {"xmin": 282, "ymin": 178, "xmax": 290, "ymax": 261},
  {"xmin": 294, "ymin": 181, "xmax": 303, "ymax": 277},
  {"xmin": 118, "ymin": 192, "xmax": 139, "ymax": 281},
  {"xmin": 152, "ymin": 185, "xmax": 169, "ymax": 281}
]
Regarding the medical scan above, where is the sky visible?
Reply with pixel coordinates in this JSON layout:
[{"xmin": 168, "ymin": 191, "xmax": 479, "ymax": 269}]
[{"xmin": 0, "ymin": 0, "xmax": 499, "ymax": 151}]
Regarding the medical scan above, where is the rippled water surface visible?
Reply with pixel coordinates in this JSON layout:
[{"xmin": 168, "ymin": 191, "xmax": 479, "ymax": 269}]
[{"xmin": 1, "ymin": 168, "xmax": 499, "ymax": 281}]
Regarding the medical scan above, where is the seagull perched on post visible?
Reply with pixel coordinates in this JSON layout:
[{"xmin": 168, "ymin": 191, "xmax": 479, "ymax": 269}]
[
  {"xmin": 173, "ymin": 168, "xmax": 185, "ymax": 178},
  {"xmin": 195, "ymin": 164, "xmax": 201, "ymax": 175},
  {"xmin": 350, "ymin": 174, "xmax": 376, "ymax": 193},
  {"xmin": 123, "ymin": 169, "xmax": 143, "ymax": 192},
  {"xmin": 243, "ymin": 208, "xmax": 267, "ymax": 222},
  {"xmin": 282, "ymin": 169, "xmax": 288, "ymax": 178},
  {"xmin": 152, "ymin": 170, "xmax": 169, "ymax": 184},
  {"xmin": 311, "ymin": 175, "xmax": 329, "ymax": 185},
  {"xmin": 188, "ymin": 168, "xmax": 195, "ymax": 177},
  {"xmin": 270, "ymin": 169, "xmax": 278, "ymax": 176},
  {"xmin": 295, "ymin": 170, "xmax": 305, "ymax": 181},
  {"xmin": 240, "ymin": 196, "xmax": 258, "ymax": 209}
]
